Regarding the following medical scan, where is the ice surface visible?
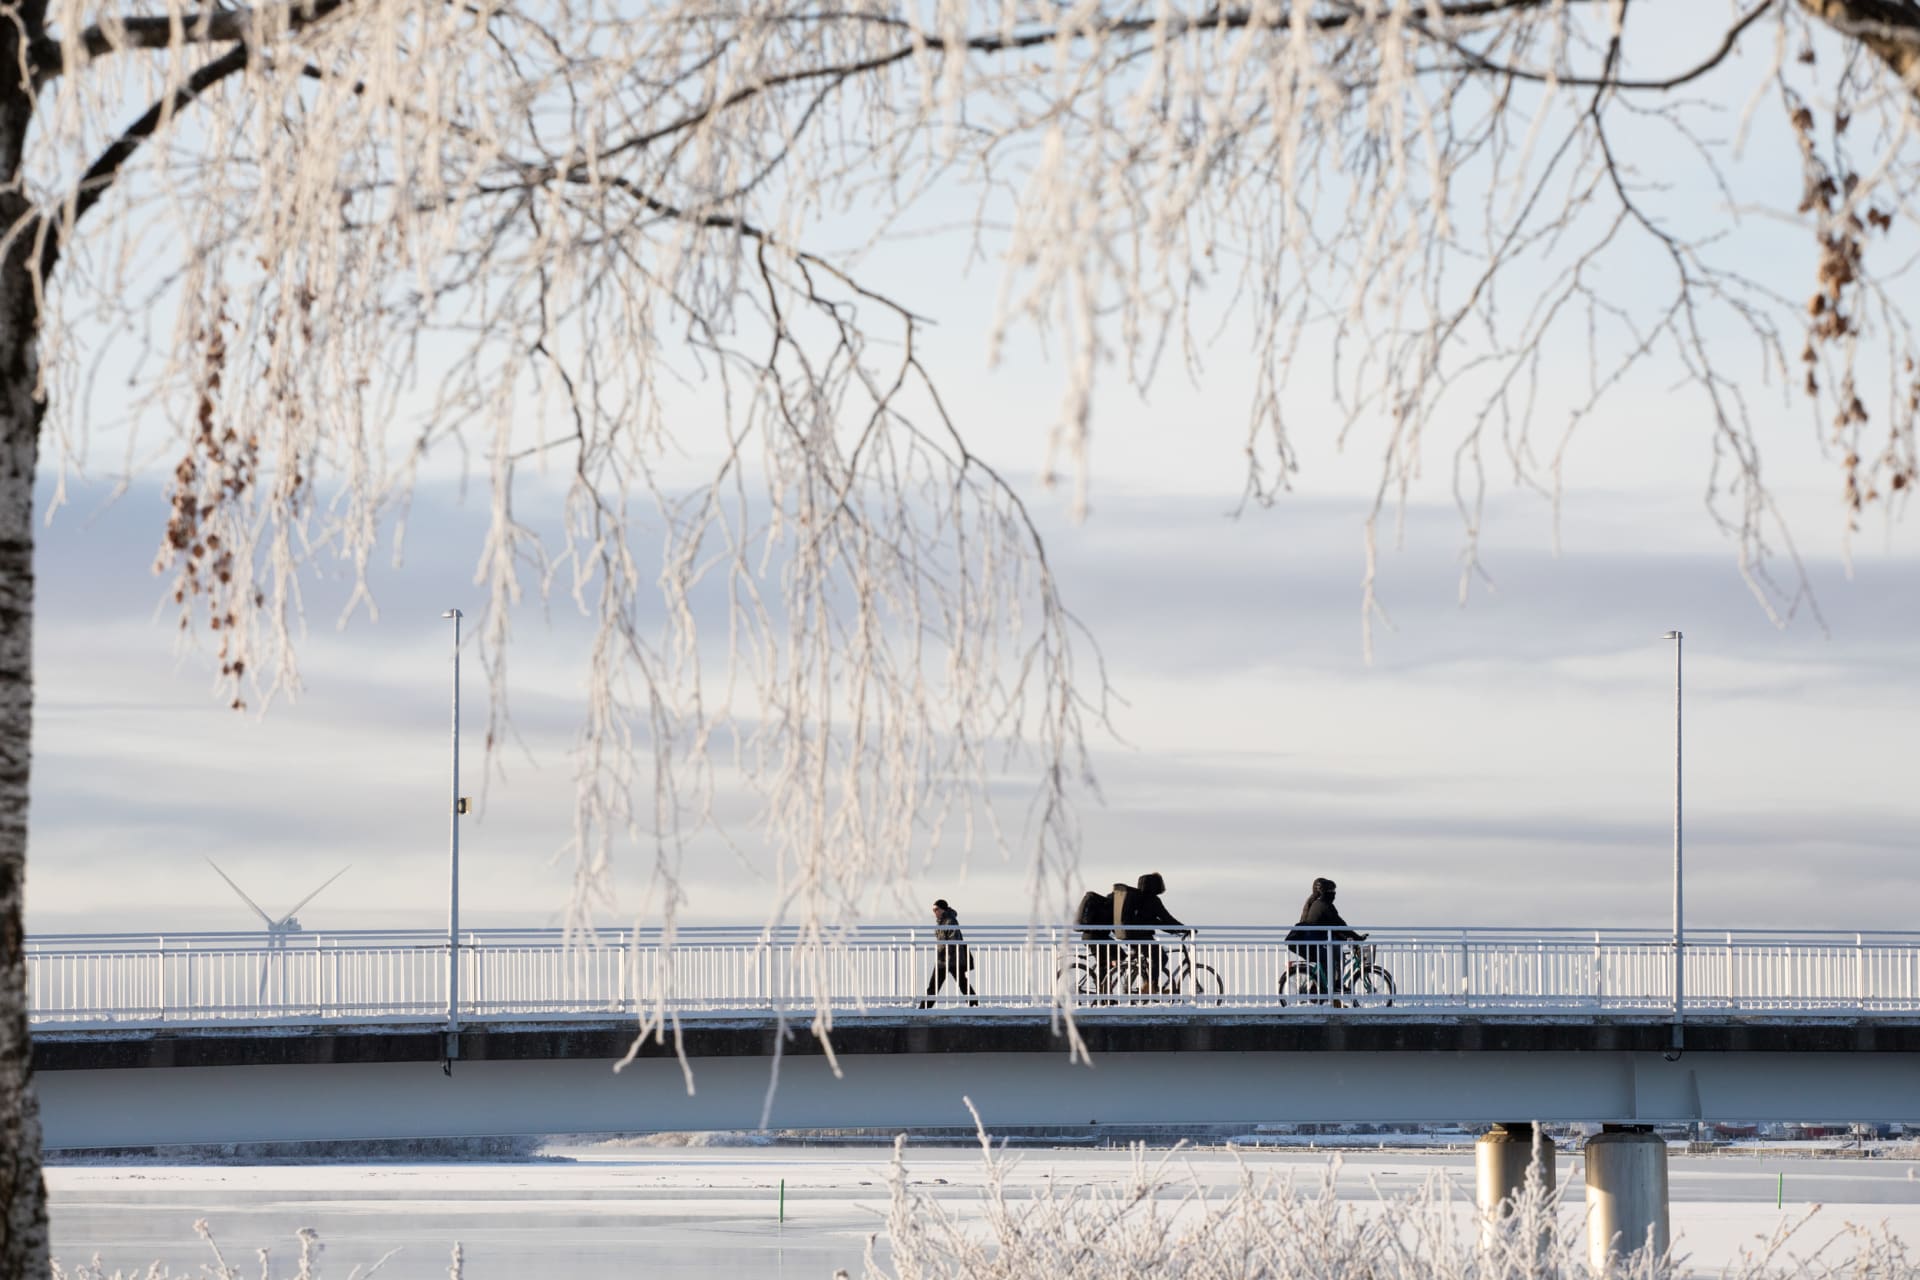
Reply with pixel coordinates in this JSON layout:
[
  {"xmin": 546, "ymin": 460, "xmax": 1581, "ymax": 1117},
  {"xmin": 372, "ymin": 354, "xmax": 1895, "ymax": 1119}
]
[{"xmin": 47, "ymin": 1146, "xmax": 1920, "ymax": 1279}]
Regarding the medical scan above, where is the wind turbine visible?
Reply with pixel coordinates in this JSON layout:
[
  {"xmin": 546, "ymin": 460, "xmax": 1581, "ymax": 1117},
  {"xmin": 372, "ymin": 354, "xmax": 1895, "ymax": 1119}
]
[{"xmin": 206, "ymin": 859, "xmax": 350, "ymax": 1006}]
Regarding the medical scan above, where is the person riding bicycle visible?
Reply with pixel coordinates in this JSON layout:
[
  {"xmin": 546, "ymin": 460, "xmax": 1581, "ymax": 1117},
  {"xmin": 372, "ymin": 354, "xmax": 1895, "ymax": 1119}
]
[
  {"xmin": 1111, "ymin": 872, "xmax": 1189, "ymax": 994},
  {"xmin": 1286, "ymin": 877, "xmax": 1364, "ymax": 998}
]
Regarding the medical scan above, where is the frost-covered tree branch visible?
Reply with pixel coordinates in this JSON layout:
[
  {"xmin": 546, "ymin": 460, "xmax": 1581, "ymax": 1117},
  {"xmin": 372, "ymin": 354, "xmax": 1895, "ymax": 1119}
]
[{"xmin": 6, "ymin": 1, "xmax": 1920, "ymax": 1273}]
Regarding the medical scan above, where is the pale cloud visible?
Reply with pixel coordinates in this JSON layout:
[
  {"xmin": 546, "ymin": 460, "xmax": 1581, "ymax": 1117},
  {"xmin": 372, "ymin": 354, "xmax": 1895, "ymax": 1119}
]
[{"xmin": 24, "ymin": 472, "xmax": 1918, "ymax": 941}]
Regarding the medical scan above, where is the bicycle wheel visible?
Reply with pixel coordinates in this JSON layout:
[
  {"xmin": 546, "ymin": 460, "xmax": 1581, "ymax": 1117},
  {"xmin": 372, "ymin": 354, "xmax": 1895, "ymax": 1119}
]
[
  {"xmin": 1115, "ymin": 956, "xmax": 1154, "ymax": 1003},
  {"xmin": 1179, "ymin": 962, "xmax": 1224, "ymax": 1005},
  {"xmin": 1057, "ymin": 962, "xmax": 1103, "ymax": 1000},
  {"xmin": 1354, "ymin": 966, "xmax": 1396, "ymax": 1008},
  {"xmin": 1278, "ymin": 964, "xmax": 1323, "ymax": 1005}
]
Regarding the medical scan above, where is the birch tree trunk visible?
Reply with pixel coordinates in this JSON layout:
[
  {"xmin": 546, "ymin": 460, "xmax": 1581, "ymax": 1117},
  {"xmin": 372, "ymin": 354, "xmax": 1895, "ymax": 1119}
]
[
  {"xmin": 0, "ymin": 385, "xmax": 45, "ymax": 1280},
  {"xmin": 0, "ymin": 0, "xmax": 47, "ymax": 1269},
  {"xmin": 0, "ymin": 265, "xmax": 48, "ymax": 1279},
  {"xmin": 0, "ymin": 305, "xmax": 47, "ymax": 1276}
]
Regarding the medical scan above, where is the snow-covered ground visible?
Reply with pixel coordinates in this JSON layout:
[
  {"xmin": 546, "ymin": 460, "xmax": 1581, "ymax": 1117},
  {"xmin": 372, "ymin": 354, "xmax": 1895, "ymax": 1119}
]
[{"xmin": 46, "ymin": 1146, "xmax": 1920, "ymax": 1278}]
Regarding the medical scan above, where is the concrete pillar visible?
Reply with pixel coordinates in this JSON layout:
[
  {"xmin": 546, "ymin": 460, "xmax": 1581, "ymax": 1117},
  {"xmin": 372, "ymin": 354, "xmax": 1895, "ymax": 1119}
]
[
  {"xmin": 1476, "ymin": 1122, "xmax": 1557, "ymax": 1254},
  {"xmin": 1585, "ymin": 1126, "xmax": 1670, "ymax": 1270}
]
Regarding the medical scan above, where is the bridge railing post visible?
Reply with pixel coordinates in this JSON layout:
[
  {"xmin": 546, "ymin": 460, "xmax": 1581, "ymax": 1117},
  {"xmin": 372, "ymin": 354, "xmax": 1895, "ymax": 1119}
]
[
  {"xmin": 1592, "ymin": 932, "xmax": 1603, "ymax": 1010},
  {"xmin": 1459, "ymin": 930, "xmax": 1471, "ymax": 1010},
  {"xmin": 1673, "ymin": 931, "xmax": 1685, "ymax": 1020},
  {"xmin": 1857, "ymin": 933, "xmax": 1867, "ymax": 1010},
  {"xmin": 1725, "ymin": 931, "xmax": 1735, "ymax": 1012},
  {"xmin": 1042, "ymin": 925, "xmax": 1055, "ymax": 1008}
]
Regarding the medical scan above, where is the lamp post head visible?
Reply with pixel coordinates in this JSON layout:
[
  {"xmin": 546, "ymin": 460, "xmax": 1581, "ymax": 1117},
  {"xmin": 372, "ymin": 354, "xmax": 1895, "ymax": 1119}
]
[
  {"xmin": 1662, "ymin": 630, "xmax": 1681, "ymax": 640},
  {"xmin": 443, "ymin": 609, "xmax": 462, "ymax": 619}
]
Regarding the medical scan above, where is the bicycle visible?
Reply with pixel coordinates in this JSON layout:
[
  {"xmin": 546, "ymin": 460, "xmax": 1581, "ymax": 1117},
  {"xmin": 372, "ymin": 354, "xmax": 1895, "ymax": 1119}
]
[
  {"xmin": 1278, "ymin": 941, "xmax": 1395, "ymax": 1007},
  {"xmin": 1058, "ymin": 938, "xmax": 1223, "ymax": 1005},
  {"xmin": 1160, "ymin": 942, "xmax": 1224, "ymax": 1004},
  {"xmin": 1057, "ymin": 937, "xmax": 1145, "ymax": 1002}
]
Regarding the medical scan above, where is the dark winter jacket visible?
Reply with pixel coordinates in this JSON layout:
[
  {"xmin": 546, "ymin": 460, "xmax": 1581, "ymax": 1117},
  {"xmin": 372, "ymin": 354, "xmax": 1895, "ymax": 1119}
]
[
  {"xmin": 1287, "ymin": 893, "xmax": 1361, "ymax": 946},
  {"xmin": 1112, "ymin": 882, "xmax": 1186, "ymax": 942},
  {"xmin": 934, "ymin": 906, "xmax": 966, "ymax": 944}
]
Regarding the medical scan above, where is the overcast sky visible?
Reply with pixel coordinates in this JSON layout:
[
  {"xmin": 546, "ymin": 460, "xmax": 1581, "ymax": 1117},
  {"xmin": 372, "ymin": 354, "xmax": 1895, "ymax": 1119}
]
[
  {"xmin": 22, "ymin": 7, "xmax": 1920, "ymax": 938},
  {"xmin": 26, "ymin": 454, "xmax": 1917, "ymax": 937}
]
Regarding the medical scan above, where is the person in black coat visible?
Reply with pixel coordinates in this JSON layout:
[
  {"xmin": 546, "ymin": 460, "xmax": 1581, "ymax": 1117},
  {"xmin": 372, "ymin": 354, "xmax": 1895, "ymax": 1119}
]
[
  {"xmin": 1286, "ymin": 877, "xmax": 1364, "ymax": 997},
  {"xmin": 919, "ymin": 899, "xmax": 978, "ymax": 1007},
  {"xmin": 1112, "ymin": 872, "xmax": 1188, "ymax": 993}
]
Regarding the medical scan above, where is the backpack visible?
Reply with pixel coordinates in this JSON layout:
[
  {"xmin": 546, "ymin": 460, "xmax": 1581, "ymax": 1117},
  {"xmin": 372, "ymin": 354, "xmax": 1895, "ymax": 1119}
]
[{"xmin": 1074, "ymin": 890, "xmax": 1114, "ymax": 941}]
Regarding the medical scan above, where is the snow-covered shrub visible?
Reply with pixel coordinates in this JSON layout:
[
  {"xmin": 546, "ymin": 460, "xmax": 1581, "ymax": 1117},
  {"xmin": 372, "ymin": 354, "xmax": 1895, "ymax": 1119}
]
[
  {"xmin": 51, "ymin": 1219, "xmax": 415, "ymax": 1280},
  {"xmin": 861, "ymin": 1120, "xmax": 1920, "ymax": 1280}
]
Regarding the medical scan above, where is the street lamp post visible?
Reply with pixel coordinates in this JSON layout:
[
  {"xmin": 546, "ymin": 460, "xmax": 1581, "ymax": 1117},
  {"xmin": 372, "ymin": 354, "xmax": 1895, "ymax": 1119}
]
[
  {"xmin": 443, "ymin": 608, "xmax": 463, "ymax": 1044},
  {"xmin": 1662, "ymin": 630, "xmax": 1683, "ymax": 1048}
]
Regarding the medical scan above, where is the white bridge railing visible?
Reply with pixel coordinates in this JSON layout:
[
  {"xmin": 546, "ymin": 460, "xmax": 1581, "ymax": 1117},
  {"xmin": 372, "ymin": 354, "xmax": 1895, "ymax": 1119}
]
[{"xmin": 26, "ymin": 925, "xmax": 1920, "ymax": 1029}]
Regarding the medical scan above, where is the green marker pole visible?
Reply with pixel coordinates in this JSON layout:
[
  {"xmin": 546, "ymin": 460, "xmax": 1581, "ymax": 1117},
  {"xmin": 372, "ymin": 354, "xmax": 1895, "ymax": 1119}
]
[
  {"xmin": 1776, "ymin": 1172, "xmax": 1783, "ymax": 1208},
  {"xmin": 780, "ymin": 1177, "xmax": 786, "ymax": 1224}
]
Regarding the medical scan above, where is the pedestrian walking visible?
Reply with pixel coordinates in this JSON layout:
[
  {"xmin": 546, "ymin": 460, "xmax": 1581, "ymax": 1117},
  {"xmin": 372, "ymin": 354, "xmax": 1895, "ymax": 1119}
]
[{"xmin": 919, "ymin": 899, "xmax": 978, "ymax": 1007}]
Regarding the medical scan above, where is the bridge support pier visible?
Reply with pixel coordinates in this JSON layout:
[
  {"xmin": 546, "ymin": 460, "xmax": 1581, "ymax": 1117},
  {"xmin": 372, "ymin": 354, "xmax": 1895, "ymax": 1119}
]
[
  {"xmin": 1475, "ymin": 1122, "xmax": 1556, "ymax": 1257},
  {"xmin": 1584, "ymin": 1125, "xmax": 1669, "ymax": 1270}
]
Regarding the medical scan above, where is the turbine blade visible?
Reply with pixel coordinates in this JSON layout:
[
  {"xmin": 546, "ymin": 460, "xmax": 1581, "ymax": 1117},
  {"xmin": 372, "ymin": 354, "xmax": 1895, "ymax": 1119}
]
[
  {"xmin": 206, "ymin": 859, "xmax": 275, "ymax": 928},
  {"xmin": 279, "ymin": 865, "xmax": 350, "ymax": 924}
]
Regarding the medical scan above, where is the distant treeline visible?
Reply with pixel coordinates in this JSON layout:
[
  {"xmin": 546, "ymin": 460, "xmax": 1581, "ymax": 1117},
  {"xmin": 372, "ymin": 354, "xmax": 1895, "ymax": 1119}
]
[{"xmin": 47, "ymin": 1134, "xmax": 552, "ymax": 1163}]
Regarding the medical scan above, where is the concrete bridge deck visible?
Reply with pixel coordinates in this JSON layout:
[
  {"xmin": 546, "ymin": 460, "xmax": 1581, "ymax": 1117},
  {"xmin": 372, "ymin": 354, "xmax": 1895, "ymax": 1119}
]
[{"xmin": 34, "ymin": 1012, "xmax": 1920, "ymax": 1149}]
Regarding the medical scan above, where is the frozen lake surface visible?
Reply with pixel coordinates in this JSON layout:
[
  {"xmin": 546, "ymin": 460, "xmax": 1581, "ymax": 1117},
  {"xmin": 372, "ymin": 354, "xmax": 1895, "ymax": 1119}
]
[{"xmin": 46, "ymin": 1145, "xmax": 1920, "ymax": 1278}]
